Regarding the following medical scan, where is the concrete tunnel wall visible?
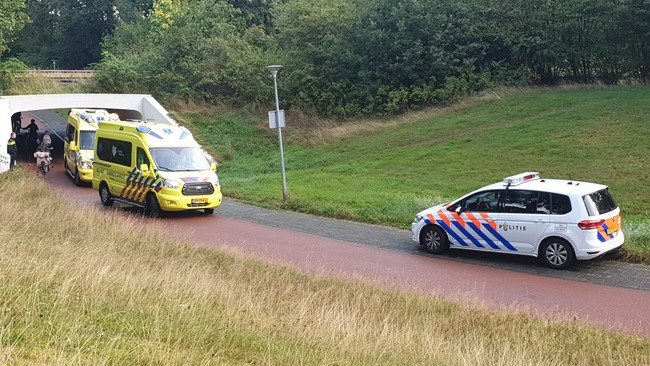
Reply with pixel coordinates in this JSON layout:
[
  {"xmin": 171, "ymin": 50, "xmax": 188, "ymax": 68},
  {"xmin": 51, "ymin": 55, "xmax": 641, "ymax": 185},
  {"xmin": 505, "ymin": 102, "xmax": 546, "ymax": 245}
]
[{"xmin": 0, "ymin": 94, "xmax": 177, "ymax": 173}]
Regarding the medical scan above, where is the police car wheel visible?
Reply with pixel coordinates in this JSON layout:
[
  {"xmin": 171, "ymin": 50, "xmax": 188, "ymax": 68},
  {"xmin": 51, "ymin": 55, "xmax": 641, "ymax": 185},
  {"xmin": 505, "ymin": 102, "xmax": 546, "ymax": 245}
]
[
  {"xmin": 421, "ymin": 225, "xmax": 449, "ymax": 254},
  {"xmin": 540, "ymin": 238, "xmax": 575, "ymax": 270},
  {"xmin": 99, "ymin": 182, "xmax": 114, "ymax": 206},
  {"xmin": 146, "ymin": 194, "xmax": 162, "ymax": 218}
]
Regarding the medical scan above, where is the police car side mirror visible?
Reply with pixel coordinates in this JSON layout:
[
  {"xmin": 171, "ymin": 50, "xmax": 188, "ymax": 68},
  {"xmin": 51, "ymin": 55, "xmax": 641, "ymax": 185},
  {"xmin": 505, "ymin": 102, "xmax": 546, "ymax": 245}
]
[
  {"xmin": 455, "ymin": 206, "xmax": 464, "ymax": 214},
  {"xmin": 140, "ymin": 164, "xmax": 150, "ymax": 173},
  {"xmin": 211, "ymin": 163, "xmax": 217, "ymax": 172}
]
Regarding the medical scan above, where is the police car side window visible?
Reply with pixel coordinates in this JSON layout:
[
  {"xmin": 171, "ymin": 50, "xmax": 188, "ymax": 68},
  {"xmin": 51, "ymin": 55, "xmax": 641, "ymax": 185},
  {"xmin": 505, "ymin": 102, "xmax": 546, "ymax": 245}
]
[
  {"xmin": 536, "ymin": 192, "xmax": 551, "ymax": 214},
  {"xmin": 501, "ymin": 190, "xmax": 543, "ymax": 214},
  {"xmin": 457, "ymin": 190, "xmax": 500, "ymax": 212},
  {"xmin": 551, "ymin": 194, "xmax": 571, "ymax": 215}
]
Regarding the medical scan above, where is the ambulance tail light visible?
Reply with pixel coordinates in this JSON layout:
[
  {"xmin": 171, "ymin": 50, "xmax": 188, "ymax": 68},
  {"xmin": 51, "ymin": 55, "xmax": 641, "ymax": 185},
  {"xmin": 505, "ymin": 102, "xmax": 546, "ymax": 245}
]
[{"xmin": 578, "ymin": 219, "xmax": 605, "ymax": 230}]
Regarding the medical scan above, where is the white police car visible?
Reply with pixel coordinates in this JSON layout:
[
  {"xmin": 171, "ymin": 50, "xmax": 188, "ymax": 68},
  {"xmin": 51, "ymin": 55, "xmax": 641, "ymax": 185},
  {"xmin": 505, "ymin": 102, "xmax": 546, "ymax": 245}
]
[{"xmin": 412, "ymin": 172, "xmax": 624, "ymax": 269}]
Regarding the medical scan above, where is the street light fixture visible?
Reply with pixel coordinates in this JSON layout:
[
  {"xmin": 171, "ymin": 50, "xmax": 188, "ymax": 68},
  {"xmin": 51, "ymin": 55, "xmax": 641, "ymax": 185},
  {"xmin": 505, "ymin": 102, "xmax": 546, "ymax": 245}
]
[{"xmin": 267, "ymin": 65, "xmax": 288, "ymax": 201}]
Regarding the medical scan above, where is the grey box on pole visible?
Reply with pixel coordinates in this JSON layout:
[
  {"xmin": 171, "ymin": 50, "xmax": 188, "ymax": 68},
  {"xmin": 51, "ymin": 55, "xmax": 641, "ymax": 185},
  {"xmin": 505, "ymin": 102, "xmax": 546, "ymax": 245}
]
[{"xmin": 268, "ymin": 110, "xmax": 286, "ymax": 128}]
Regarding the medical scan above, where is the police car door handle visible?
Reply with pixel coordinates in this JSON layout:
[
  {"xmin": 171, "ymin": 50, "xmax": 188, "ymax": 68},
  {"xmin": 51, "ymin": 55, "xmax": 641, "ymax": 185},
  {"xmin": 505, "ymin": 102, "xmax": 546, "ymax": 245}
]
[{"xmin": 533, "ymin": 219, "xmax": 545, "ymax": 223}]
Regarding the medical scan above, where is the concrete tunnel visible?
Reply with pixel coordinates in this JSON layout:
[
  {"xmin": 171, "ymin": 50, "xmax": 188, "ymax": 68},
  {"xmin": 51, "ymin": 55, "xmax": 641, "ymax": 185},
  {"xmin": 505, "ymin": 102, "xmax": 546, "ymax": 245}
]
[{"xmin": 0, "ymin": 94, "xmax": 177, "ymax": 173}]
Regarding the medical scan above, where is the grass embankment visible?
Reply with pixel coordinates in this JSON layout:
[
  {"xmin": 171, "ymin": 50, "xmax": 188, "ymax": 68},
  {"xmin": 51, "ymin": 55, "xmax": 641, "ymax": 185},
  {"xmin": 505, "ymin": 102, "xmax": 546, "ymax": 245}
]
[
  {"xmin": 178, "ymin": 86, "xmax": 650, "ymax": 264},
  {"xmin": 1, "ymin": 170, "xmax": 648, "ymax": 364}
]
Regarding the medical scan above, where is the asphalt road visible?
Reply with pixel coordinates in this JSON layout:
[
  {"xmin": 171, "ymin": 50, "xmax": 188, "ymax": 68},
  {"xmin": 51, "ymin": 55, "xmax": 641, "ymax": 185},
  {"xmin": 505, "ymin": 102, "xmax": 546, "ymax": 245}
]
[{"xmin": 24, "ymin": 110, "xmax": 650, "ymax": 337}]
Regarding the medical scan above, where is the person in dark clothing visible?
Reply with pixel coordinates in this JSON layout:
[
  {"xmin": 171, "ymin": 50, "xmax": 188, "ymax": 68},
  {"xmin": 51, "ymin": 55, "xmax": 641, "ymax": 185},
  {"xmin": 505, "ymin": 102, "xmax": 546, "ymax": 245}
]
[
  {"xmin": 22, "ymin": 119, "xmax": 39, "ymax": 151},
  {"xmin": 11, "ymin": 112, "xmax": 22, "ymax": 133},
  {"xmin": 7, "ymin": 132, "xmax": 18, "ymax": 169}
]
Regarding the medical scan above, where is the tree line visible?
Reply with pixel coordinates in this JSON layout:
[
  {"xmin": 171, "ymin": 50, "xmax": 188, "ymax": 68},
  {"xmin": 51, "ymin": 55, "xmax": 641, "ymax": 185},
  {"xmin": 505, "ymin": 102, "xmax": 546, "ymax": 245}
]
[{"xmin": 1, "ymin": 0, "xmax": 649, "ymax": 117}]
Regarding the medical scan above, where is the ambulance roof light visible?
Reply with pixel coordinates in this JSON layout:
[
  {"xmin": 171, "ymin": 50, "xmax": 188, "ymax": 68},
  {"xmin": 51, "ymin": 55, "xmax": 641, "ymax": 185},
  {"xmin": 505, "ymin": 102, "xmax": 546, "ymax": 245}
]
[
  {"xmin": 136, "ymin": 126, "xmax": 151, "ymax": 133},
  {"xmin": 503, "ymin": 172, "xmax": 540, "ymax": 186}
]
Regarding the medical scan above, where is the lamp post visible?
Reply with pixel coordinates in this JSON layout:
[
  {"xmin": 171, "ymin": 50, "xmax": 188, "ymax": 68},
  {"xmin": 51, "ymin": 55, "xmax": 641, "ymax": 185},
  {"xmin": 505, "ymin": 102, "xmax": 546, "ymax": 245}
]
[{"xmin": 267, "ymin": 65, "xmax": 288, "ymax": 201}]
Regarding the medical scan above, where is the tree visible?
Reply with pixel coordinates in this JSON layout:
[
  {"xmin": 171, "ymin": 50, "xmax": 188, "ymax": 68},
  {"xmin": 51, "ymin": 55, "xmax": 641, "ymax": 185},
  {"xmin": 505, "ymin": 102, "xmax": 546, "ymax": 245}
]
[
  {"xmin": 97, "ymin": 0, "xmax": 275, "ymax": 105},
  {"xmin": 8, "ymin": 0, "xmax": 152, "ymax": 69},
  {"xmin": 0, "ymin": 0, "xmax": 29, "ymax": 56},
  {"xmin": 619, "ymin": 0, "xmax": 650, "ymax": 82}
]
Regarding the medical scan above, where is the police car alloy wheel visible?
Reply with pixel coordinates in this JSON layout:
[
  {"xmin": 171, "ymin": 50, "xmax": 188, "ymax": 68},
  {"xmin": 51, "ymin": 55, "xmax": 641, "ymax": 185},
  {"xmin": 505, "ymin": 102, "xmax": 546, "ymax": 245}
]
[
  {"xmin": 540, "ymin": 238, "xmax": 575, "ymax": 269},
  {"xmin": 421, "ymin": 226, "xmax": 449, "ymax": 254}
]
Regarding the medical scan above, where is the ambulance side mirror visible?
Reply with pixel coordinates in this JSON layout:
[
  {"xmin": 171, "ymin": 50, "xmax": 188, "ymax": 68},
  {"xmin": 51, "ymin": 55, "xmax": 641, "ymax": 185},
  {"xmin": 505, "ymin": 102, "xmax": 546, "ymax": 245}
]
[
  {"xmin": 69, "ymin": 141, "xmax": 78, "ymax": 150},
  {"xmin": 211, "ymin": 163, "xmax": 217, "ymax": 172},
  {"xmin": 140, "ymin": 164, "xmax": 150, "ymax": 173}
]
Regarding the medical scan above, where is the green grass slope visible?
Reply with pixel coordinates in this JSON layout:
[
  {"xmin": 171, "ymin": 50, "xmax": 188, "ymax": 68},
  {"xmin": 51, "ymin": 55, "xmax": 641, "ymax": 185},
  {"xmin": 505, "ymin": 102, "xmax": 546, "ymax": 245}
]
[{"xmin": 180, "ymin": 86, "xmax": 650, "ymax": 260}]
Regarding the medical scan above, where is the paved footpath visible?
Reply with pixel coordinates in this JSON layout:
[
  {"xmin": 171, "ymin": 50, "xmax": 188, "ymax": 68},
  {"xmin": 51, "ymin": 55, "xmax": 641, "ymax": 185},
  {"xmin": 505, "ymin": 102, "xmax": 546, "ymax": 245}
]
[{"xmin": 29, "ymin": 110, "xmax": 650, "ymax": 293}]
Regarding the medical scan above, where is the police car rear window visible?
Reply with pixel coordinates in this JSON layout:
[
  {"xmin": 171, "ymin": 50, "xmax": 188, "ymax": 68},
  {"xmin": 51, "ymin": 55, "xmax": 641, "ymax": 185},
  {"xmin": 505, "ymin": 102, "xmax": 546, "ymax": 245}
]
[{"xmin": 583, "ymin": 189, "xmax": 618, "ymax": 216}]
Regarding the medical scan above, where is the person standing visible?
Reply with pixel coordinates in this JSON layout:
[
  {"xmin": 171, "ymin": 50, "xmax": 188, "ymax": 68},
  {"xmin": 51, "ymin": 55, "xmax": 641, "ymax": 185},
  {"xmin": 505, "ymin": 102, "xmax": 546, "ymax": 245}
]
[
  {"xmin": 11, "ymin": 112, "xmax": 22, "ymax": 133},
  {"xmin": 42, "ymin": 129, "xmax": 52, "ymax": 149},
  {"xmin": 22, "ymin": 119, "xmax": 39, "ymax": 151},
  {"xmin": 7, "ymin": 132, "xmax": 18, "ymax": 169}
]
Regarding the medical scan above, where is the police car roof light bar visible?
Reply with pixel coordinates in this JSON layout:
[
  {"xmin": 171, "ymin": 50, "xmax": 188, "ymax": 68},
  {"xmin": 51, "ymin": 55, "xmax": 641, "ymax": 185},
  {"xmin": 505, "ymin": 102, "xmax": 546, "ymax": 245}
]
[{"xmin": 503, "ymin": 172, "xmax": 540, "ymax": 186}]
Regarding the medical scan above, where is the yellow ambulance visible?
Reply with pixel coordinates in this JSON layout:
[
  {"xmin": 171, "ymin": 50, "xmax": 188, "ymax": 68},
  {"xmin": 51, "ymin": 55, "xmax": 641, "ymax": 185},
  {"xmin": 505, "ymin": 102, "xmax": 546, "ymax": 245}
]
[
  {"xmin": 92, "ymin": 120, "xmax": 222, "ymax": 216},
  {"xmin": 64, "ymin": 109, "xmax": 114, "ymax": 185}
]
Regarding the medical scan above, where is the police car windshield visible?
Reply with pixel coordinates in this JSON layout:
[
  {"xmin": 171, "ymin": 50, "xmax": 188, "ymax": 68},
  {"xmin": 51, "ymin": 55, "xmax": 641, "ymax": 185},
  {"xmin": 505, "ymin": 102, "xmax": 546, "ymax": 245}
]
[
  {"xmin": 80, "ymin": 131, "xmax": 96, "ymax": 150},
  {"xmin": 149, "ymin": 147, "xmax": 210, "ymax": 172}
]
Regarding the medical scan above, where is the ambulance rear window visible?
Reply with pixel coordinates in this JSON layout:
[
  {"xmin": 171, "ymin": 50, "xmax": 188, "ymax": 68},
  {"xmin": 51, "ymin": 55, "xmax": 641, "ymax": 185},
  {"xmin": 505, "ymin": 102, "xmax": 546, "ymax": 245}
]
[{"xmin": 583, "ymin": 189, "xmax": 618, "ymax": 216}]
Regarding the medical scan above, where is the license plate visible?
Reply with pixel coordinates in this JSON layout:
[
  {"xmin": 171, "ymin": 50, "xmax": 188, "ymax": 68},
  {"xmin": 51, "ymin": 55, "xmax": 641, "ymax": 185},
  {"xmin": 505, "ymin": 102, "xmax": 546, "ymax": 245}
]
[{"xmin": 191, "ymin": 198, "xmax": 207, "ymax": 204}]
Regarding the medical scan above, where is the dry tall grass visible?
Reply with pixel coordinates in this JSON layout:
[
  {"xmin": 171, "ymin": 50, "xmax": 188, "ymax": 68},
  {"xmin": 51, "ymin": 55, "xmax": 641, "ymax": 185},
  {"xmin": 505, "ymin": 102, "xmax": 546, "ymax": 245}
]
[
  {"xmin": 0, "ymin": 169, "xmax": 648, "ymax": 365},
  {"xmin": 8, "ymin": 76, "xmax": 91, "ymax": 96}
]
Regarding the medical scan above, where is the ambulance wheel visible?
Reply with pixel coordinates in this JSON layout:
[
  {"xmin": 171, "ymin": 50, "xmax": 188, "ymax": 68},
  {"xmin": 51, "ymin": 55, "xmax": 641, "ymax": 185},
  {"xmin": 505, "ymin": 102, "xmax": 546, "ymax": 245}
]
[
  {"xmin": 420, "ymin": 225, "xmax": 449, "ymax": 254},
  {"xmin": 74, "ymin": 168, "xmax": 82, "ymax": 186},
  {"xmin": 540, "ymin": 238, "xmax": 575, "ymax": 269},
  {"xmin": 204, "ymin": 208, "xmax": 214, "ymax": 215},
  {"xmin": 99, "ymin": 182, "xmax": 114, "ymax": 207},
  {"xmin": 146, "ymin": 193, "xmax": 162, "ymax": 218}
]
